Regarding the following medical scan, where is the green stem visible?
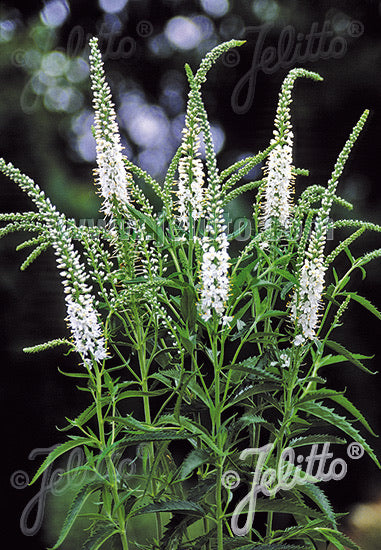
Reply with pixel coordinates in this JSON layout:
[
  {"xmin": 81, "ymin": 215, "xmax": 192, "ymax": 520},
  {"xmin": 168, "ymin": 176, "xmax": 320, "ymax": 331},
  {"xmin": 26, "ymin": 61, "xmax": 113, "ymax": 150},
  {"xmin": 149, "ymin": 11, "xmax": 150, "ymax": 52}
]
[
  {"xmin": 137, "ymin": 331, "xmax": 162, "ymax": 543},
  {"xmin": 94, "ymin": 364, "xmax": 129, "ymax": 550}
]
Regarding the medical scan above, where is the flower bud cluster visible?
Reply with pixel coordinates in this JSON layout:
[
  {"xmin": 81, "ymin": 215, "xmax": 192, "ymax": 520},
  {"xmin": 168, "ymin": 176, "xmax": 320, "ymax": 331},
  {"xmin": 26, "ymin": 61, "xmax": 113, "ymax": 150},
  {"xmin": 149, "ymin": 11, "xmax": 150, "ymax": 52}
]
[
  {"xmin": 199, "ymin": 198, "xmax": 231, "ymax": 324},
  {"xmin": 51, "ymin": 223, "xmax": 108, "ymax": 367},
  {"xmin": 262, "ymin": 133, "xmax": 294, "ymax": 229},
  {"xmin": 176, "ymin": 124, "xmax": 205, "ymax": 229},
  {"xmin": 291, "ymin": 218, "xmax": 327, "ymax": 344},
  {"xmin": 89, "ymin": 38, "xmax": 132, "ymax": 218}
]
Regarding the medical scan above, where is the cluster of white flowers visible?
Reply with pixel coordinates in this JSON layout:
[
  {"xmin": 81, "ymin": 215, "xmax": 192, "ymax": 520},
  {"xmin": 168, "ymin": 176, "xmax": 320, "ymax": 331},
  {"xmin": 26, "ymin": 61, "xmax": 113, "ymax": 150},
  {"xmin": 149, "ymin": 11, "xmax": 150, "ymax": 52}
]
[
  {"xmin": 279, "ymin": 351, "xmax": 291, "ymax": 368},
  {"xmin": 52, "ymin": 225, "xmax": 108, "ymax": 367},
  {"xmin": 65, "ymin": 294, "xmax": 107, "ymax": 363},
  {"xmin": 199, "ymin": 205, "xmax": 231, "ymax": 324},
  {"xmin": 89, "ymin": 38, "xmax": 132, "ymax": 218},
  {"xmin": 262, "ymin": 134, "xmax": 294, "ymax": 230},
  {"xmin": 176, "ymin": 126, "xmax": 205, "ymax": 229},
  {"xmin": 291, "ymin": 223, "xmax": 327, "ymax": 344}
]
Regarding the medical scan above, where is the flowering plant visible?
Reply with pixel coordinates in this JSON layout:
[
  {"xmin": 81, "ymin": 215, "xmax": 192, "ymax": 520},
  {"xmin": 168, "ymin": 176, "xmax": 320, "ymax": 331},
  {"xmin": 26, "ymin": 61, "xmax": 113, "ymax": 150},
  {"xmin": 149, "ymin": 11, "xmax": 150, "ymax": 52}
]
[{"xmin": 2, "ymin": 38, "xmax": 381, "ymax": 550}]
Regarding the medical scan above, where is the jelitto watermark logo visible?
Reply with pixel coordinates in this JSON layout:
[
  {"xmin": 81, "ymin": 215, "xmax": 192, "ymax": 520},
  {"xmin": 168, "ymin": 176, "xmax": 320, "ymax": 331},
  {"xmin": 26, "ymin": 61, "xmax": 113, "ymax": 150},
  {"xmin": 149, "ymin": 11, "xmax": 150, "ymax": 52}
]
[{"xmin": 222, "ymin": 441, "xmax": 364, "ymax": 536}]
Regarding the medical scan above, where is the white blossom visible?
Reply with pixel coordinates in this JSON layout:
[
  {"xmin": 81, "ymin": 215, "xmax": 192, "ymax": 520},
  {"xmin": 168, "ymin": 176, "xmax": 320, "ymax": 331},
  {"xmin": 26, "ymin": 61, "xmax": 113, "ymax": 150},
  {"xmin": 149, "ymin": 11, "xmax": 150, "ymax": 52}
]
[
  {"xmin": 65, "ymin": 294, "xmax": 107, "ymax": 364},
  {"xmin": 94, "ymin": 136, "xmax": 132, "ymax": 217},
  {"xmin": 90, "ymin": 38, "xmax": 132, "ymax": 217},
  {"xmin": 291, "ymin": 247, "xmax": 326, "ymax": 344},
  {"xmin": 262, "ymin": 136, "xmax": 294, "ymax": 229},
  {"xmin": 199, "ymin": 214, "xmax": 230, "ymax": 323},
  {"xmin": 52, "ymin": 224, "xmax": 108, "ymax": 367},
  {"xmin": 176, "ymin": 126, "xmax": 205, "ymax": 229}
]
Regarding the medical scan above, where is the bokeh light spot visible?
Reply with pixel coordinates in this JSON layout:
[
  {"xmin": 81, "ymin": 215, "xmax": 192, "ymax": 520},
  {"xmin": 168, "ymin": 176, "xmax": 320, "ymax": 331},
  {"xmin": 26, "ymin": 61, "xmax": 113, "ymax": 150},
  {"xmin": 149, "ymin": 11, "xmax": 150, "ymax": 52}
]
[
  {"xmin": 99, "ymin": 0, "xmax": 128, "ymax": 14},
  {"xmin": 41, "ymin": 0, "xmax": 70, "ymax": 28},
  {"xmin": 0, "ymin": 19, "xmax": 16, "ymax": 42},
  {"xmin": 127, "ymin": 105, "xmax": 170, "ymax": 148},
  {"xmin": 165, "ymin": 16, "xmax": 202, "ymax": 50},
  {"xmin": 201, "ymin": 0, "xmax": 229, "ymax": 18},
  {"xmin": 252, "ymin": 0, "xmax": 279, "ymax": 22},
  {"xmin": 42, "ymin": 51, "xmax": 68, "ymax": 77}
]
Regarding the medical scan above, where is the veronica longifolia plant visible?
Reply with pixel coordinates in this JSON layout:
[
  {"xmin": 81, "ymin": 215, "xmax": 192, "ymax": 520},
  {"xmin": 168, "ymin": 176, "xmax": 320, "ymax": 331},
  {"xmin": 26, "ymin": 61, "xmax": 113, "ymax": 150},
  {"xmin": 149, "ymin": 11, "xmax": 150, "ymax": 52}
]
[{"xmin": 2, "ymin": 38, "xmax": 381, "ymax": 550}]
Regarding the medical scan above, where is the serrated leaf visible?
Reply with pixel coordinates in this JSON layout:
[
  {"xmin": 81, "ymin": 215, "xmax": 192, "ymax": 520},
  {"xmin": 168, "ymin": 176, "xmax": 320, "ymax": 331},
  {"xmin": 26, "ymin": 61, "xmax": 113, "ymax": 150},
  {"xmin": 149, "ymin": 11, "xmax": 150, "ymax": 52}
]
[
  {"xmin": 49, "ymin": 480, "xmax": 105, "ymax": 549},
  {"xmin": 180, "ymin": 286, "xmax": 197, "ymax": 331},
  {"xmin": 133, "ymin": 500, "xmax": 204, "ymax": 517},
  {"xmin": 106, "ymin": 428, "xmax": 190, "ymax": 445},
  {"xmin": 179, "ymin": 448, "xmax": 212, "ymax": 479},
  {"xmin": 30, "ymin": 437, "xmax": 97, "ymax": 485},
  {"xmin": 327, "ymin": 392, "xmax": 377, "ymax": 436},
  {"xmin": 325, "ymin": 340, "xmax": 375, "ymax": 374},
  {"xmin": 341, "ymin": 291, "xmax": 381, "ymax": 320},
  {"xmin": 297, "ymin": 483, "xmax": 336, "ymax": 527},
  {"xmin": 288, "ymin": 434, "xmax": 346, "ymax": 448},
  {"xmin": 253, "ymin": 496, "xmax": 322, "ymax": 518},
  {"xmin": 106, "ymin": 414, "xmax": 155, "ymax": 431},
  {"xmin": 81, "ymin": 523, "xmax": 118, "ymax": 550},
  {"xmin": 298, "ymin": 402, "xmax": 380, "ymax": 468},
  {"xmin": 229, "ymin": 357, "xmax": 281, "ymax": 382},
  {"xmin": 297, "ymin": 389, "xmax": 344, "ymax": 406},
  {"xmin": 228, "ymin": 383, "xmax": 280, "ymax": 408},
  {"xmin": 316, "ymin": 527, "xmax": 360, "ymax": 550},
  {"xmin": 151, "ymin": 370, "xmax": 211, "ymax": 407},
  {"xmin": 318, "ymin": 353, "xmax": 371, "ymax": 367},
  {"xmin": 223, "ymin": 544, "xmax": 304, "ymax": 550}
]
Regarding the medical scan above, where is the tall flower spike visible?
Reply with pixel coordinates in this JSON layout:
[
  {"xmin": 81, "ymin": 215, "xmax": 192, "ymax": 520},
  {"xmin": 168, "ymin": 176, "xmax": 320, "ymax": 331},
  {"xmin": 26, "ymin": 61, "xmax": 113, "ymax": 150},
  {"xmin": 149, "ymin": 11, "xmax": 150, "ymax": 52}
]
[
  {"xmin": 184, "ymin": 66, "xmax": 231, "ymax": 324},
  {"xmin": 292, "ymin": 109, "xmax": 369, "ymax": 344},
  {"xmin": 262, "ymin": 137, "xmax": 294, "ymax": 230},
  {"xmin": 199, "ymin": 208, "xmax": 231, "ymax": 324},
  {"xmin": 52, "ymin": 222, "xmax": 108, "ymax": 367},
  {"xmin": 89, "ymin": 37, "xmax": 132, "ymax": 218},
  {"xmin": 261, "ymin": 68, "xmax": 323, "ymax": 230},
  {"xmin": 176, "ymin": 96, "xmax": 205, "ymax": 229},
  {"xmin": 0, "ymin": 159, "xmax": 108, "ymax": 367}
]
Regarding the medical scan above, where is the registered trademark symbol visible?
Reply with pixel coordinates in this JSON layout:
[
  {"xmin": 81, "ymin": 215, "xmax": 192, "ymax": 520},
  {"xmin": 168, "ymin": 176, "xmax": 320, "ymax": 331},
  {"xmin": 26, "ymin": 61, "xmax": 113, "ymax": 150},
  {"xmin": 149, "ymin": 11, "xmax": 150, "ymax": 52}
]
[
  {"xmin": 136, "ymin": 20, "xmax": 153, "ymax": 38},
  {"xmin": 347, "ymin": 442, "xmax": 364, "ymax": 460},
  {"xmin": 347, "ymin": 20, "xmax": 364, "ymax": 38}
]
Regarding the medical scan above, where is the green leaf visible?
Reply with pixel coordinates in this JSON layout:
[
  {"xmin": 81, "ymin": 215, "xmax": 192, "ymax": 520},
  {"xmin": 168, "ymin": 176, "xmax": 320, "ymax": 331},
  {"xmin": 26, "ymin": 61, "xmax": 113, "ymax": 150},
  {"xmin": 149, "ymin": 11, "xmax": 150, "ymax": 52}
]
[
  {"xmin": 325, "ymin": 340, "xmax": 375, "ymax": 374},
  {"xmin": 152, "ymin": 370, "xmax": 211, "ymax": 407},
  {"xmin": 298, "ymin": 401, "xmax": 380, "ymax": 468},
  {"xmin": 341, "ymin": 291, "xmax": 381, "ymax": 320},
  {"xmin": 297, "ymin": 483, "xmax": 336, "ymax": 527},
  {"xmin": 58, "ymin": 367, "xmax": 90, "ymax": 378},
  {"xmin": 229, "ymin": 357, "xmax": 281, "ymax": 382},
  {"xmin": 296, "ymin": 389, "xmax": 344, "ymax": 406},
  {"xmin": 81, "ymin": 523, "xmax": 118, "ymax": 550},
  {"xmin": 179, "ymin": 448, "xmax": 212, "ymax": 479},
  {"xmin": 111, "ymin": 431, "xmax": 191, "ymax": 445},
  {"xmin": 317, "ymin": 353, "xmax": 372, "ymax": 368},
  {"xmin": 125, "ymin": 203, "xmax": 165, "ymax": 244},
  {"xmin": 30, "ymin": 437, "xmax": 97, "ymax": 485},
  {"xmin": 106, "ymin": 414, "xmax": 156, "ymax": 431},
  {"xmin": 288, "ymin": 434, "xmax": 346, "ymax": 448},
  {"xmin": 49, "ymin": 480, "xmax": 105, "ymax": 549},
  {"xmin": 316, "ymin": 528, "xmax": 360, "ymax": 550},
  {"xmin": 59, "ymin": 402, "xmax": 97, "ymax": 432},
  {"xmin": 327, "ymin": 392, "xmax": 377, "ymax": 436},
  {"xmin": 133, "ymin": 500, "xmax": 204, "ymax": 517},
  {"xmin": 223, "ymin": 544, "xmax": 304, "ymax": 550},
  {"xmin": 180, "ymin": 286, "xmax": 197, "ymax": 332},
  {"xmin": 227, "ymin": 383, "xmax": 280, "ymax": 408},
  {"xmin": 253, "ymin": 496, "xmax": 322, "ymax": 518}
]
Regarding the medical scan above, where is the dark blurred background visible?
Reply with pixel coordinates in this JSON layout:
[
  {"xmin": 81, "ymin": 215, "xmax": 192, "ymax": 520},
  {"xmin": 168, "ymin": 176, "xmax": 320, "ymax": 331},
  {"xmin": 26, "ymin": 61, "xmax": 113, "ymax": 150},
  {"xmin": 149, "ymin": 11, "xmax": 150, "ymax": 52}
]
[{"xmin": 1, "ymin": 0, "xmax": 381, "ymax": 548}]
